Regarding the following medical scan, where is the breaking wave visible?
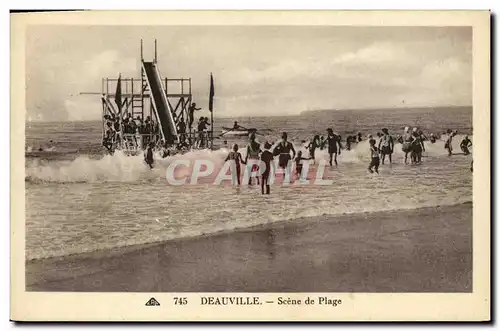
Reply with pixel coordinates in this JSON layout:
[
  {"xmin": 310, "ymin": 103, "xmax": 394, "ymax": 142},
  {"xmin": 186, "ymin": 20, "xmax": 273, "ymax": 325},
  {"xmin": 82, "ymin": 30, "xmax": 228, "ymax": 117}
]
[{"xmin": 25, "ymin": 135, "xmax": 471, "ymax": 183}]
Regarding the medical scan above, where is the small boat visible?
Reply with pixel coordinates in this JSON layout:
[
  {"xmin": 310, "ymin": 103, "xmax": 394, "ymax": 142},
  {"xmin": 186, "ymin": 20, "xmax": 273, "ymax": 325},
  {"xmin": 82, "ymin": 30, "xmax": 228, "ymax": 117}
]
[
  {"xmin": 221, "ymin": 126, "xmax": 258, "ymax": 137},
  {"xmin": 221, "ymin": 126, "xmax": 273, "ymax": 137}
]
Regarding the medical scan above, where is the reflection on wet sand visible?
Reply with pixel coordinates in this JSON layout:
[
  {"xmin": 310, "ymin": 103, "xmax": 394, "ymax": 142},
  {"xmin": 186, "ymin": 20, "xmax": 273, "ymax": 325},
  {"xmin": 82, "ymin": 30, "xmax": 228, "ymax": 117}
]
[{"xmin": 26, "ymin": 203, "xmax": 472, "ymax": 292}]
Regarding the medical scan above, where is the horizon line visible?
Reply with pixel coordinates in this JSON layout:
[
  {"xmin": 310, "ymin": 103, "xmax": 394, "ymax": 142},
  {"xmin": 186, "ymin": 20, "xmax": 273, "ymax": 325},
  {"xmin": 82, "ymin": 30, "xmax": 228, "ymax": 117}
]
[{"xmin": 26, "ymin": 105, "xmax": 473, "ymax": 123}]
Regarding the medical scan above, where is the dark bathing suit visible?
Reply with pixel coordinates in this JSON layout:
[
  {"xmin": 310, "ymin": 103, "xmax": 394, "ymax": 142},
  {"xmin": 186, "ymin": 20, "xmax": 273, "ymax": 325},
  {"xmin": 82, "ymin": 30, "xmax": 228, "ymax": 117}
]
[
  {"xmin": 261, "ymin": 150, "xmax": 273, "ymax": 179},
  {"xmin": 412, "ymin": 134, "xmax": 423, "ymax": 153},
  {"xmin": 145, "ymin": 148, "xmax": 154, "ymax": 168},
  {"xmin": 326, "ymin": 134, "xmax": 340, "ymax": 153},
  {"xmin": 275, "ymin": 141, "xmax": 293, "ymax": 168}
]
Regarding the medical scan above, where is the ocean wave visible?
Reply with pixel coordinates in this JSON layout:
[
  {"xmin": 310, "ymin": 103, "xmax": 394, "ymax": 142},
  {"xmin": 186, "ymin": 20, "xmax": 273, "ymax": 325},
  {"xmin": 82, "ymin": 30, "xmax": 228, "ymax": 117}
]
[{"xmin": 25, "ymin": 135, "xmax": 471, "ymax": 183}]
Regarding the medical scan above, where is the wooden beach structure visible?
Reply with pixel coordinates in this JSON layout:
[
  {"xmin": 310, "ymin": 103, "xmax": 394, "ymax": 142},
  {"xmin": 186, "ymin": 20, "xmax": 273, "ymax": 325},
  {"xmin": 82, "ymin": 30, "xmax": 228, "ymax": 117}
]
[{"xmin": 82, "ymin": 39, "xmax": 215, "ymax": 154}]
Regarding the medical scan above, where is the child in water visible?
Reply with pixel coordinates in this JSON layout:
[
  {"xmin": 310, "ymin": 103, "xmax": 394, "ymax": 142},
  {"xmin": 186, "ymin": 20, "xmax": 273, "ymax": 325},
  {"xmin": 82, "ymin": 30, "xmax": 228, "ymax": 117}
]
[
  {"xmin": 260, "ymin": 142, "xmax": 274, "ymax": 194},
  {"xmin": 294, "ymin": 150, "xmax": 311, "ymax": 179},
  {"xmin": 368, "ymin": 138, "xmax": 380, "ymax": 174},
  {"xmin": 225, "ymin": 144, "xmax": 246, "ymax": 185}
]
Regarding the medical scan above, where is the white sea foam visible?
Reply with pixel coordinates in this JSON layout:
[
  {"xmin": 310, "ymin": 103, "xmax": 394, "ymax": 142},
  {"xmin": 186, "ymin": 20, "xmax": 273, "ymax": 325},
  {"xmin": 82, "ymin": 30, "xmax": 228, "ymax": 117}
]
[{"xmin": 25, "ymin": 135, "xmax": 471, "ymax": 183}]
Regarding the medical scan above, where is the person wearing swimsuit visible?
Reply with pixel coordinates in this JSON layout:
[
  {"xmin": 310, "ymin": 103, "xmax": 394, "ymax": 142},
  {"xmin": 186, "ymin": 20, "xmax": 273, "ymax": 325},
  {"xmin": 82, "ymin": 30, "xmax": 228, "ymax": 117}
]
[
  {"xmin": 245, "ymin": 133, "xmax": 261, "ymax": 185},
  {"xmin": 378, "ymin": 128, "xmax": 394, "ymax": 165},
  {"xmin": 306, "ymin": 135, "xmax": 320, "ymax": 164},
  {"xmin": 323, "ymin": 128, "xmax": 342, "ymax": 166},
  {"xmin": 272, "ymin": 132, "xmax": 296, "ymax": 180},
  {"xmin": 294, "ymin": 150, "xmax": 311, "ymax": 179},
  {"xmin": 103, "ymin": 121, "xmax": 116, "ymax": 154},
  {"xmin": 402, "ymin": 126, "xmax": 414, "ymax": 164},
  {"xmin": 368, "ymin": 138, "xmax": 380, "ymax": 174},
  {"xmin": 410, "ymin": 128, "xmax": 425, "ymax": 164},
  {"xmin": 144, "ymin": 142, "xmax": 155, "ymax": 169},
  {"xmin": 444, "ymin": 129, "xmax": 454, "ymax": 156},
  {"xmin": 188, "ymin": 102, "xmax": 201, "ymax": 130},
  {"xmin": 260, "ymin": 142, "xmax": 274, "ymax": 194},
  {"xmin": 225, "ymin": 144, "xmax": 246, "ymax": 185},
  {"xmin": 460, "ymin": 135, "xmax": 472, "ymax": 155}
]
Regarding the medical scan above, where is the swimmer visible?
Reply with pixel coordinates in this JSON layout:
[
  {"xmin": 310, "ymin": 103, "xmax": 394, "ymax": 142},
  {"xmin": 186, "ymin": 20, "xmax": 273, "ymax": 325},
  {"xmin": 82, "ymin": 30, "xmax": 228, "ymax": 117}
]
[
  {"xmin": 272, "ymin": 132, "xmax": 296, "ymax": 180},
  {"xmin": 245, "ymin": 133, "xmax": 261, "ymax": 185},
  {"xmin": 323, "ymin": 128, "xmax": 342, "ymax": 166},
  {"xmin": 460, "ymin": 135, "xmax": 472, "ymax": 155},
  {"xmin": 260, "ymin": 142, "xmax": 274, "ymax": 194},
  {"xmin": 225, "ymin": 144, "xmax": 246, "ymax": 185},
  {"xmin": 368, "ymin": 138, "xmax": 380, "ymax": 174},
  {"xmin": 378, "ymin": 128, "xmax": 394, "ymax": 165}
]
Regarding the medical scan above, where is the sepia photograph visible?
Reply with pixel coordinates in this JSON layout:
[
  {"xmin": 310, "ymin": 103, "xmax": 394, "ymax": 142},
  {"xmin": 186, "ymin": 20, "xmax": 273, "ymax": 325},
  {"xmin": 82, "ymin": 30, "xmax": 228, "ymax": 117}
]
[{"xmin": 11, "ymin": 10, "xmax": 490, "ymax": 321}]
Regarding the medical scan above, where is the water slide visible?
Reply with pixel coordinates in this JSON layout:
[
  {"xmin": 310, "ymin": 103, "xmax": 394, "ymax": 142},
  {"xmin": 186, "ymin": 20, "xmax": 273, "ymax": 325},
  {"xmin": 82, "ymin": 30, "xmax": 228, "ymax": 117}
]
[{"xmin": 142, "ymin": 61, "xmax": 178, "ymax": 144}]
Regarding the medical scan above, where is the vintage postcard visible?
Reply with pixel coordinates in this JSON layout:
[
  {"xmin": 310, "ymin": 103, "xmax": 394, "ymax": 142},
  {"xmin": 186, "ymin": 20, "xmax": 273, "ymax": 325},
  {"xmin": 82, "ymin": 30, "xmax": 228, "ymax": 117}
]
[{"xmin": 11, "ymin": 10, "xmax": 490, "ymax": 321}]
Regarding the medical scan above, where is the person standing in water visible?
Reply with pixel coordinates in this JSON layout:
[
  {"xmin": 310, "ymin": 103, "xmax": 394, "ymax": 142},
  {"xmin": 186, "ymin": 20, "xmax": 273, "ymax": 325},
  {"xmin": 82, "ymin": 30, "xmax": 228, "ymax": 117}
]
[
  {"xmin": 294, "ymin": 151, "xmax": 311, "ymax": 179},
  {"xmin": 410, "ymin": 128, "xmax": 425, "ymax": 164},
  {"xmin": 444, "ymin": 129, "xmax": 454, "ymax": 156},
  {"xmin": 260, "ymin": 142, "xmax": 274, "ymax": 194},
  {"xmin": 460, "ymin": 135, "xmax": 472, "ymax": 155},
  {"xmin": 144, "ymin": 142, "xmax": 155, "ymax": 169},
  {"xmin": 368, "ymin": 138, "xmax": 380, "ymax": 174},
  {"xmin": 245, "ymin": 133, "xmax": 261, "ymax": 185},
  {"xmin": 319, "ymin": 136, "xmax": 325, "ymax": 150},
  {"xmin": 402, "ymin": 126, "xmax": 414, "ymax": 164},
  {"xmin": 323, "ymin": 128, "xmax": 342, "ymax": 166},
  {"xmin": 378, "ymin": 128, "xmax": 394, "ymax": 165},
  {"xmin": 306, "ymin": 135, "xmax": 321, "ymax": 164},
  {"xmin": 103, "ymin": 121, "xmax": 117, "ymax": 154},
  {"xmin": 357, "ymin": 132, "xmax": 363, "ymax": 143},
  {"xmin": 273, "ymin": 132, "xmax": 296, "ymax": 180},
  {"xmin": 225, "ymin": 144, "xmax": 246, "ymax": 185}
]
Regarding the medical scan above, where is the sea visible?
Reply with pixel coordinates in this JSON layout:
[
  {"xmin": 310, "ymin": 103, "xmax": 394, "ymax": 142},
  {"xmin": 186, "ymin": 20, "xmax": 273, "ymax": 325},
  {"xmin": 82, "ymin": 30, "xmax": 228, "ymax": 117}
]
[{"xmin": 25, "ymin": 106, "xmax": 473, "ymax": 260}]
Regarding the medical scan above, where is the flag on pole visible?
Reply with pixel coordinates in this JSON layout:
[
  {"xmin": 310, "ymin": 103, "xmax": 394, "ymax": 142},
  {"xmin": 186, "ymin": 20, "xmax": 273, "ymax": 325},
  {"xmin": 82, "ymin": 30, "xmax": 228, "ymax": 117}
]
[
  {"xmin": 209, "ymin": 73, "xmax": 214, "ymax": 112},
  {"xmin": 115, "ymin": 74, "xmax": 122, "ymax": 114}
]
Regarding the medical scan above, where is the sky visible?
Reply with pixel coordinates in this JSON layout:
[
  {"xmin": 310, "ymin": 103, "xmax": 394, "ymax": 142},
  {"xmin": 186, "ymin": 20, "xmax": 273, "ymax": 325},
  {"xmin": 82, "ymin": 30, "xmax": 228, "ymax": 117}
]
[{"xmin": 25, "ymin": 25, "xmax": 472, "ymax": 121}]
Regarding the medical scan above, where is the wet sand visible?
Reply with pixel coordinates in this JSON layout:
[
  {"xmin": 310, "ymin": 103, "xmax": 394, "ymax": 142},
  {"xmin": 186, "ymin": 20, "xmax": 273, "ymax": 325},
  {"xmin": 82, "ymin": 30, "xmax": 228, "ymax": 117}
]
[{"xmin": 26, "ymin": 203, "xmax": 472, "ymax": 292}]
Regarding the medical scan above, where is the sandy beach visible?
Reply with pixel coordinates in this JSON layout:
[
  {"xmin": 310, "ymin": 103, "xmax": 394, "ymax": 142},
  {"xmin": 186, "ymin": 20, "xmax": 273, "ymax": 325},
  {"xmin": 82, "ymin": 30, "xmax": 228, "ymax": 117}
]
[{"xmin": 26, "ymin": 202, "xmax": 472, "ymax": 292}]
